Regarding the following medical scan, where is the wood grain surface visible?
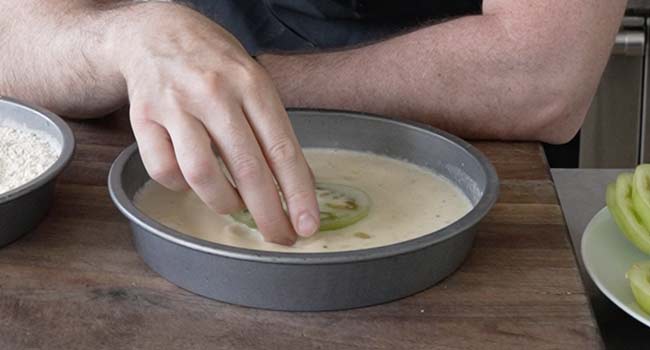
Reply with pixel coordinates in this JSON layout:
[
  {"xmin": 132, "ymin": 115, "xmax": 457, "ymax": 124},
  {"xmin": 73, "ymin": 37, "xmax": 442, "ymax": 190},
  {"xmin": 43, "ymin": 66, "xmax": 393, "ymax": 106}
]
[{"xmin": 0, "ymin": 109, "xmax": 601, "ymax": 350}]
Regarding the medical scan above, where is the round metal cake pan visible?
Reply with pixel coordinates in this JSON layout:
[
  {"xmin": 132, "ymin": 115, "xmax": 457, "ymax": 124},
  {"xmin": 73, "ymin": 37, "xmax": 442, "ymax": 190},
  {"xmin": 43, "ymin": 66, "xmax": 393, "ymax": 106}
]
[
  {"xmin": 0, "ymin": 97, "xmax": 75, "ymax": 247},
  {"xmin": 108, "ymin": 109, "xmax": 499, "ymax": 311}
]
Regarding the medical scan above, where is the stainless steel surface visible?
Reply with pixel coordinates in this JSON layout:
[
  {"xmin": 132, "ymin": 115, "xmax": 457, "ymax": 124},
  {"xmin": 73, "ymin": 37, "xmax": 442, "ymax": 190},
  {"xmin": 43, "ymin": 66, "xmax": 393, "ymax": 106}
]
[
  {"xmin": 108, "ymin": 109, "xmax": 499, "ymax": 311},
  {"xmin": 641, "ymin": 18, "xmax": 650, "ymax": 163},
  {"xmin": 0, "ymin": 97, "xmax": 75, "ymax": 247},
  {"xmin": 627, "ymin": 1, "xmax": 650, "ymax": 17},
  {"xmin": 553, "ymin": 169, "xmax": 650, "ymax": 349},
  {"xmin": 580, "ymin": 18, "xmax": 644, "ymax": 168},
  {"xmin": 613, "ymin": 30, "xmax": 645, "ymax": 56},
  {"xmin": 622, "ymin": 16, "xmax": 645, "ymax": 28}
]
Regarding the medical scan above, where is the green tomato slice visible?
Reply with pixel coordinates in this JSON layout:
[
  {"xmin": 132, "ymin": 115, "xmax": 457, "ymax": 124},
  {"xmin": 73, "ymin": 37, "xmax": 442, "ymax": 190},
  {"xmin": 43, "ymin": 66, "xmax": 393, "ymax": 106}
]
[
  {"xmin": 606, "ymin": 173, "xmax": 650, "ymax": 254},
  {"xmin": 314, "ymin": 183, "xmax": 371, "ymax": 231},
  {"xmin": 627, "ymin": 261, "xmax": 650, "ymax": 314},
  {"xmin": 230, "ymin": 209, "xmax": 256, "ymax": 229},
  {"xmin": 231, "ymin": 182, "xmax": 371, "ymax": 231},
  {"xmin": 633, "ymin": 164, "xmax": 650, "ymax": 231}
]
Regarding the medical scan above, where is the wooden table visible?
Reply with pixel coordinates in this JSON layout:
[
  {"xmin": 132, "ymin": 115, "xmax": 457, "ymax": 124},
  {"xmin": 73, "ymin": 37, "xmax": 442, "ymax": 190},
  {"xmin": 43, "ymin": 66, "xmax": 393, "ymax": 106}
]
[{"xmin": 0, "ymin": 109, "xmax": 601, "ymax": 349}]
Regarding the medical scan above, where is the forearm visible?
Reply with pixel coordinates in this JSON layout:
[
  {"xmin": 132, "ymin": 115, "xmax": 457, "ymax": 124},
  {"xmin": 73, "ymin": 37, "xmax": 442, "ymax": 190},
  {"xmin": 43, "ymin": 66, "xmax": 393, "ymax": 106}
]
[
  {"xmin": 260, "ymin": 1, "xmax": 625, "ymax": 143},
  {"xmin": 0, "ymin": 1, "xmax": 138, "ymax": 117}
]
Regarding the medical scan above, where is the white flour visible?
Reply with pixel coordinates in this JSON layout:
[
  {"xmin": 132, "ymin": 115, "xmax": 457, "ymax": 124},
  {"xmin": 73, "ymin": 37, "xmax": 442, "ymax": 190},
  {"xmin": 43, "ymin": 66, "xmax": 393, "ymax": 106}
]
[{"xmin": 0, "ymin": 126, "xmax": 60, "ymax": 195}]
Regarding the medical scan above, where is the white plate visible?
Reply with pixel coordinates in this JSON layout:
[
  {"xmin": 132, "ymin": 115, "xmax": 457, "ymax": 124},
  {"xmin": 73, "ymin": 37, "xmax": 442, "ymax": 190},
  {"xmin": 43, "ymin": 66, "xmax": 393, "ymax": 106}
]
[{"xmin": 582, "ymin": 207, "xmax": 650, "ymax": 327}]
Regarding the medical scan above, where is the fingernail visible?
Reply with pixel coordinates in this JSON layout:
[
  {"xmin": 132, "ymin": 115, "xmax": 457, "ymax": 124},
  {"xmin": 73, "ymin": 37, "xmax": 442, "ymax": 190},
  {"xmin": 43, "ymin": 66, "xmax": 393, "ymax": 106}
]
[{"xmin": 297, "ymin": 212, "xmax": 318, "ymax": 237}]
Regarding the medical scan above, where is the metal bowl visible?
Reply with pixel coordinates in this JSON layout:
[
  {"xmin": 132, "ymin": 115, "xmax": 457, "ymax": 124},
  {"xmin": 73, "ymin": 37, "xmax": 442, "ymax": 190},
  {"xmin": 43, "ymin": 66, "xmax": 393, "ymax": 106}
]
[
  {"xmin": 0, "ymin": 97, "xmax": 75, "ymax": 246},
  {"xmin": 109, "ymin": 109, "xmax": 499, "ymax": 311}
]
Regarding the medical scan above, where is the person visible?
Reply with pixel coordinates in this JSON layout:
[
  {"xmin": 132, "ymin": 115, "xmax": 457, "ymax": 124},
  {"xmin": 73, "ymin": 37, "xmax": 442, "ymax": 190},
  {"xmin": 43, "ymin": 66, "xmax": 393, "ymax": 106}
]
[{"xmin": 0, "ymin": 0, "xmax": 626, "ymax": 245}]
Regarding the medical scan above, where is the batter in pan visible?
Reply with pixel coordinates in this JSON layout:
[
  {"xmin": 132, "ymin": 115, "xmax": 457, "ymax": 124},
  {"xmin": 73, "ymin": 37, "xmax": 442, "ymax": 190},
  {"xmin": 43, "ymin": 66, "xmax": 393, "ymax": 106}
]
[{"xmin": 135, "ymin": 148, "xmax": 472, "ymax": 253}]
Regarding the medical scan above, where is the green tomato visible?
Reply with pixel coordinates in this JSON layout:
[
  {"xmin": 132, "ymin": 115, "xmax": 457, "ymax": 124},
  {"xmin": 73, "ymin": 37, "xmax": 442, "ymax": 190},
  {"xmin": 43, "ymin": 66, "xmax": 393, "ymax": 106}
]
[
  {"xmin": 314, "ymin": 183, "xmax": 371, "ymax": 231},
  {"xmin": 627, "ymin": 261, "xmax": 650, "ymax": 314},
  {"xmin": 633, "ymin": 164, "xmax": 650, "ymax": 231},
  {"xmin": 606, "ymin": 173, "xmax": 650, "ymax": 255},
  {"xmin": 231, "ymin": 183, "xmax": 371, "ymax": 232}
]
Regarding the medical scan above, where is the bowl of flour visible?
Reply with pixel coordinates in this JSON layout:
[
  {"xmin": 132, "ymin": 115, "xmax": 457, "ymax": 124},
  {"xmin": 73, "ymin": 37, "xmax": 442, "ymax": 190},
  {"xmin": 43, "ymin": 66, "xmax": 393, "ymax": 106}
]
[{"xmin": 0, "ymin": 97, "xmax": 74, "ymax": 247}]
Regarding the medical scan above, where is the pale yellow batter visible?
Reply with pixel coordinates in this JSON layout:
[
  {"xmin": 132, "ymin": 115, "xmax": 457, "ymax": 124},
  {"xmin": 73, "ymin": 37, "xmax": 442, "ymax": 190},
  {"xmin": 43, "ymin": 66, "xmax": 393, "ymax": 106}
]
[{"xmin": 134, "ymin": 148, "xmax": 473, "ymax": 253}]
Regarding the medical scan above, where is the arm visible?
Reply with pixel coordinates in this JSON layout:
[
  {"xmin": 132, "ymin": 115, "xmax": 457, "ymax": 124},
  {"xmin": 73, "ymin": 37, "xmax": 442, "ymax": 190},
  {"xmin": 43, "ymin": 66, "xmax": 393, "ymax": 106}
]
[
  {"xmin": 0, "ymin": 1, "xmax": 321, "ymax": 244},
  {"xmin": 258, "ymin": 0, "xmax": 626, "ymax": 144},
  {"xmin": 0, "ymin": 1, "xmax": 127, "ymax": 117}
]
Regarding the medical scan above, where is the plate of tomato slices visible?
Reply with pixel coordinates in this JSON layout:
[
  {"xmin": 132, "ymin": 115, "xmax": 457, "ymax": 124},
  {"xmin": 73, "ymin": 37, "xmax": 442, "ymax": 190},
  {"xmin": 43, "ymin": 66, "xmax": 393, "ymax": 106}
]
[{"xmin": 582, "ymin": 165, "xmax": 650, "ymax": 327}]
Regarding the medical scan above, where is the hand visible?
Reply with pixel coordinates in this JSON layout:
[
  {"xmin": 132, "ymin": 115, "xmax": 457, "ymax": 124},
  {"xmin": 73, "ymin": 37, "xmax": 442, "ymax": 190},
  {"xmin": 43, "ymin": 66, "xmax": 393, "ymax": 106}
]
[{"xmin": 114, "ymin": 3, "xmax": 319, "ymax": 245}]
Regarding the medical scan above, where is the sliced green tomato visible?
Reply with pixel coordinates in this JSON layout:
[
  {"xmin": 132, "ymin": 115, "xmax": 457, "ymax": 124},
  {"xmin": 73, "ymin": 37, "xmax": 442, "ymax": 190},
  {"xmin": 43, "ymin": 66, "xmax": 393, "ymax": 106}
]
[
  {"xmin": 627, "ymin": 262, "xmax": 650, "ymax": 314},
  {"xmin": 315, "ymin": 183, "xmax": 371, "ymax": 231},
  {"xmin": 633, "ymin": 164, "xmax": 650, "ymax": 230},
  {"xmin": 606, "ymin": 173, "xmax": 650, "ymax": 254},
  {"xmin": 231, "ymin": 182, "xmax": 371, "ymax": 231},
  {"xmin": 230, "ymin": 209, "xmax": 257, "ymax": 229}
]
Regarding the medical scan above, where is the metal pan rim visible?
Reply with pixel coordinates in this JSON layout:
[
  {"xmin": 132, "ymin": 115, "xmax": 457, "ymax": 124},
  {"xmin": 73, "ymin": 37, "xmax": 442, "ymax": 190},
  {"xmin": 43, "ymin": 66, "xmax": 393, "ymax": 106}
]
[{"xmin": 0, "ymin": 96, "xmax": 75, "ymax": 204}]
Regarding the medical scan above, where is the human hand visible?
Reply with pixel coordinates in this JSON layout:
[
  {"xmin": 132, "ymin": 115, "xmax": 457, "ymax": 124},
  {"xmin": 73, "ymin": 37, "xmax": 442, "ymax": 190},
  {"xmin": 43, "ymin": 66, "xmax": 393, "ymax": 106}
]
[{"xmin": 115, "ymin": 3, "xmax": 319, "ymax": 245}]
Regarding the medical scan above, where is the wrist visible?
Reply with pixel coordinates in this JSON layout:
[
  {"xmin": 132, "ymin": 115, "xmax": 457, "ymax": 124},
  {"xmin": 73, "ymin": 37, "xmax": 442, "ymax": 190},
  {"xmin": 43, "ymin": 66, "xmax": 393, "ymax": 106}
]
[{"xmin": 103, "ymin": 1, "xmax": 190, "ymax": 79}]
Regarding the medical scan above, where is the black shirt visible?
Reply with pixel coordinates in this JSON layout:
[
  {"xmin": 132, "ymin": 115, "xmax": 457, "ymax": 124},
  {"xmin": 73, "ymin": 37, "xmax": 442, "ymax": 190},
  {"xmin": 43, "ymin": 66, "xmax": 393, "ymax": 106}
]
[{"xmin": 185, "ymin": 0, "xmax": 482, "ymax": 55}]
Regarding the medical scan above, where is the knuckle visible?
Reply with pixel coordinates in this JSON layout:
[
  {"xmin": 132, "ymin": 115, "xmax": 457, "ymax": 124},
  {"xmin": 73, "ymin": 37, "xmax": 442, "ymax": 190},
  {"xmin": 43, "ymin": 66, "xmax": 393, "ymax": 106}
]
[
  {"xmin": 130, "ymin": 102, "xmax": 156, "ymax": 123},
  {"xmin": 230, "ymin": 153, "xmax": 262, "ymax": 181},
  {"xmin": 163, "ymin": 85, "xmax": 186, "ymax": 109},
  {"xmin": 238, "ymin": 64, "xmax": 269, "ymax": 89},
  {"xmin": 283, "ymin": 188, "xmax": 315, "ymax": 206},
  {"xmin": 267, "ymin": 138, "xmax": 298, "ymax": 168},
  {"xmin": 238, "ymin": 60, "xmax": 262, "ymax": 78},
  {"xmin": 220, "ymin": 121, "xmax": 248, "ymax": 141},
  {"xmin": 184, "ymin": 158, "xmax": 215, "ymax": 186},
  {"xmin": 196, "ymin": 71, "xmax": 225, "ymax": 98}
]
